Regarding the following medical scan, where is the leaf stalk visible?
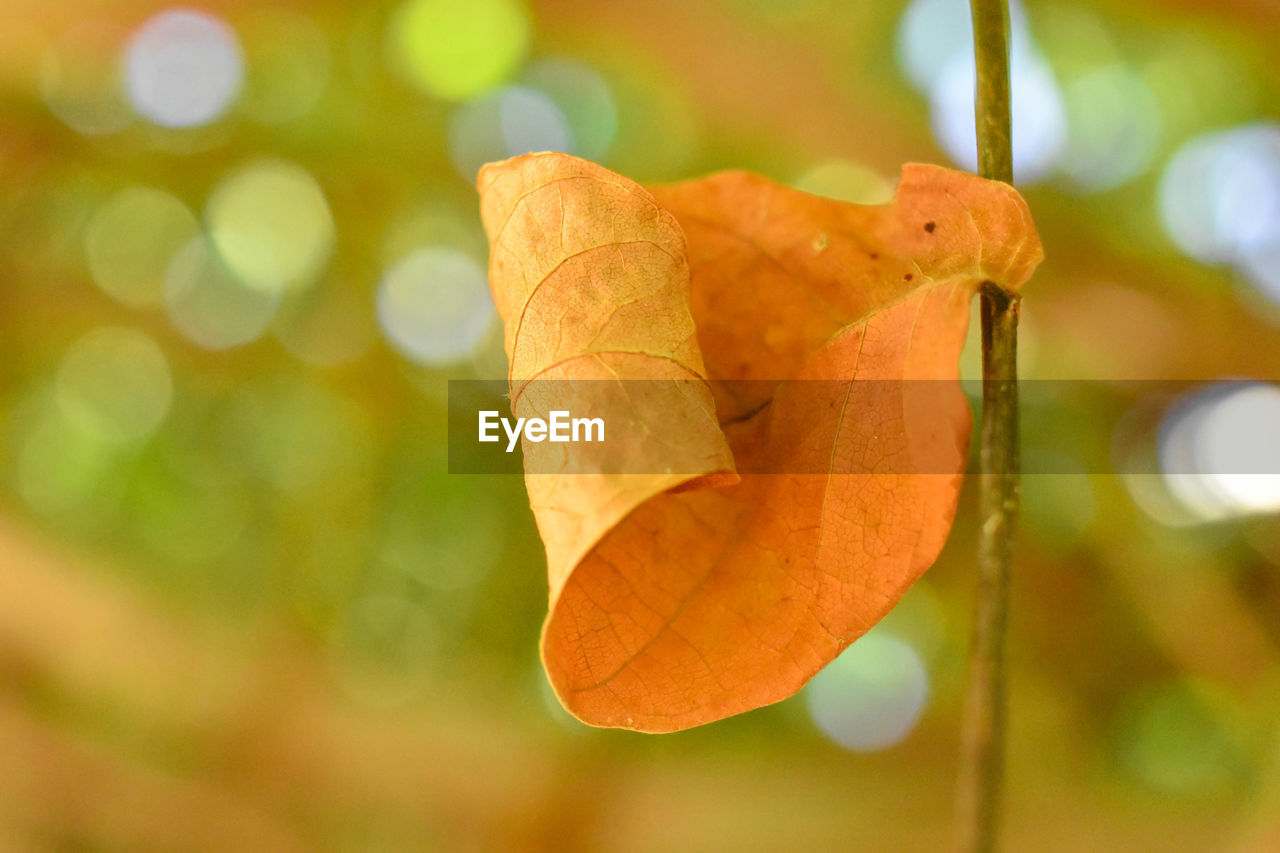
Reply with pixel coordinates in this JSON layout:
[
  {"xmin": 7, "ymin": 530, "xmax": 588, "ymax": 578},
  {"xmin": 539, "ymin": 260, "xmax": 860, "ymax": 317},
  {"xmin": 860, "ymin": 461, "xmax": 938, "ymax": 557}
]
[{"xmin": 956, "ymin": 1, "xmax": 1019, "ymax": 852}]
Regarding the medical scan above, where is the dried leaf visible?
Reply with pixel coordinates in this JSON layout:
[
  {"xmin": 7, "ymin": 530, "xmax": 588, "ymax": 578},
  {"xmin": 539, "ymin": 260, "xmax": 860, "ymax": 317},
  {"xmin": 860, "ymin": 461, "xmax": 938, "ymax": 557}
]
[{"xmin": 477, "ymin": 152, "xmax": 1042, "ymax": 732}]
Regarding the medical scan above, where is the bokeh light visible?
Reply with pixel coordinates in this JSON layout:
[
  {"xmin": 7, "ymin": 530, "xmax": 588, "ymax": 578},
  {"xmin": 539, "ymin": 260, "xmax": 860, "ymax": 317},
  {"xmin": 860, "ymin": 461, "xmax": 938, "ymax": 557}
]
[
  {"xmin": 1158, "ymin": 132, "xmax": 1232, "ymax": 263},
  {"xmin": 806, "ymin": 630, "xmax": 929, "ymax": 752},
  {"xmin": 1238, "ymin": 240, "xmax": 1280, "ymax": 309},
  {"xmin": 124, "ymin": 9, "xmax": 243, "ymax": 128},
  {"xmin": 1160, "ymin": 382, "xmax": 1280, "ymax": 521},
  {"xmin": 520, "ymin": 57, "xmax": 617, "ymax": 162},
  {"xmin": 898, "ymin": 0, "xmax": 1034, "ymax": 92},
  {"xmin": 55, "ymin": 326, "xmax": 173, "ymax": 445},
  {"xmin": 206, "ymin": 159, "xmax": 335, "ymax": 295},
  {"xmin": 900, "ymin": 0, "xmax": 1066, "ymax": 183},
  {"xmin": 793, "ymin": 160, "xmax": 894, "ymax": 204},
  {"xmin": 1060, "ymin": 66, "xmax": 1162, "ymax": 191},
  {"xmin": 448, "ymin": 85, "xmax": 573, "ymax": 180},
  {"xmin": 84, "ymin": 186, "xmax": 199, "ymax": 308},
  {"xmin": 930, "ymin": 52, "xmax": 1067, "ymax": 183},
  {"xmin": 11, "ymin": 387, "xmax": 121, "ymax": 521},
  {"xmin": 164, "ymin": 235, "xmax": 279, "ymax": 349},
  {"xmin": 1032, "ymin": 5, "xmax": 1165, "ymax": 192},
  {"xmin": 39, "ymin": 22, "xmax": 132, "ymax": 135},
  {"xmin": 1159, "ymin": 123, "xmax": 1280, "ymax": 307},
  {"xmin": 388, "ymin": 0, "xmax": 531, "ymax": 101},
  {"xmin": 1141, "ymin": 34, "xmax": 1258, "ymax": 143},
  {"xmin": 376, "ymin": 246, "xmax": 495, "ymax": 367},
  {"xmin": 1115, "ymin": 681, "xmax": 1251, "ymax": 796},
  {"xmin": 1159, "ymin": 125, "xmax": 1280, "ymax": 262}
]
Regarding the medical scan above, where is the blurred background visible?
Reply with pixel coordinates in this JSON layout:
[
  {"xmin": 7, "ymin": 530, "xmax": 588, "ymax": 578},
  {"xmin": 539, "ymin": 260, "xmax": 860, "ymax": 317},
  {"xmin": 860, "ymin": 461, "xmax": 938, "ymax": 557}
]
[{"xmin": 2, "ymin": 0, "xmax": 1280, "ymax": 850}]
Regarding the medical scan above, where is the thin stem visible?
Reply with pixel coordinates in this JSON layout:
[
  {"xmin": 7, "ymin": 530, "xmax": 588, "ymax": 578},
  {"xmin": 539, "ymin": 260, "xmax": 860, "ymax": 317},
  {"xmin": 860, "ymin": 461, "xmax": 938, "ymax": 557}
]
[
  {"xmin": 955, "ymin": 2, "xmax": 1019, "ymax": 852},
  {"xmin": 969, "ymin": 0, "xmax": 1013, "ymax": 185}
]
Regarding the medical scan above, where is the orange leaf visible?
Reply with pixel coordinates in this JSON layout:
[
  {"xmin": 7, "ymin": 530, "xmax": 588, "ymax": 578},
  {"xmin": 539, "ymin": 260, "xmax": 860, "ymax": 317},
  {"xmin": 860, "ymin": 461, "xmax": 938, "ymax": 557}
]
[{"xmin": 477, "ymin": 152, "xmax": 1042, "ymax": 732}]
